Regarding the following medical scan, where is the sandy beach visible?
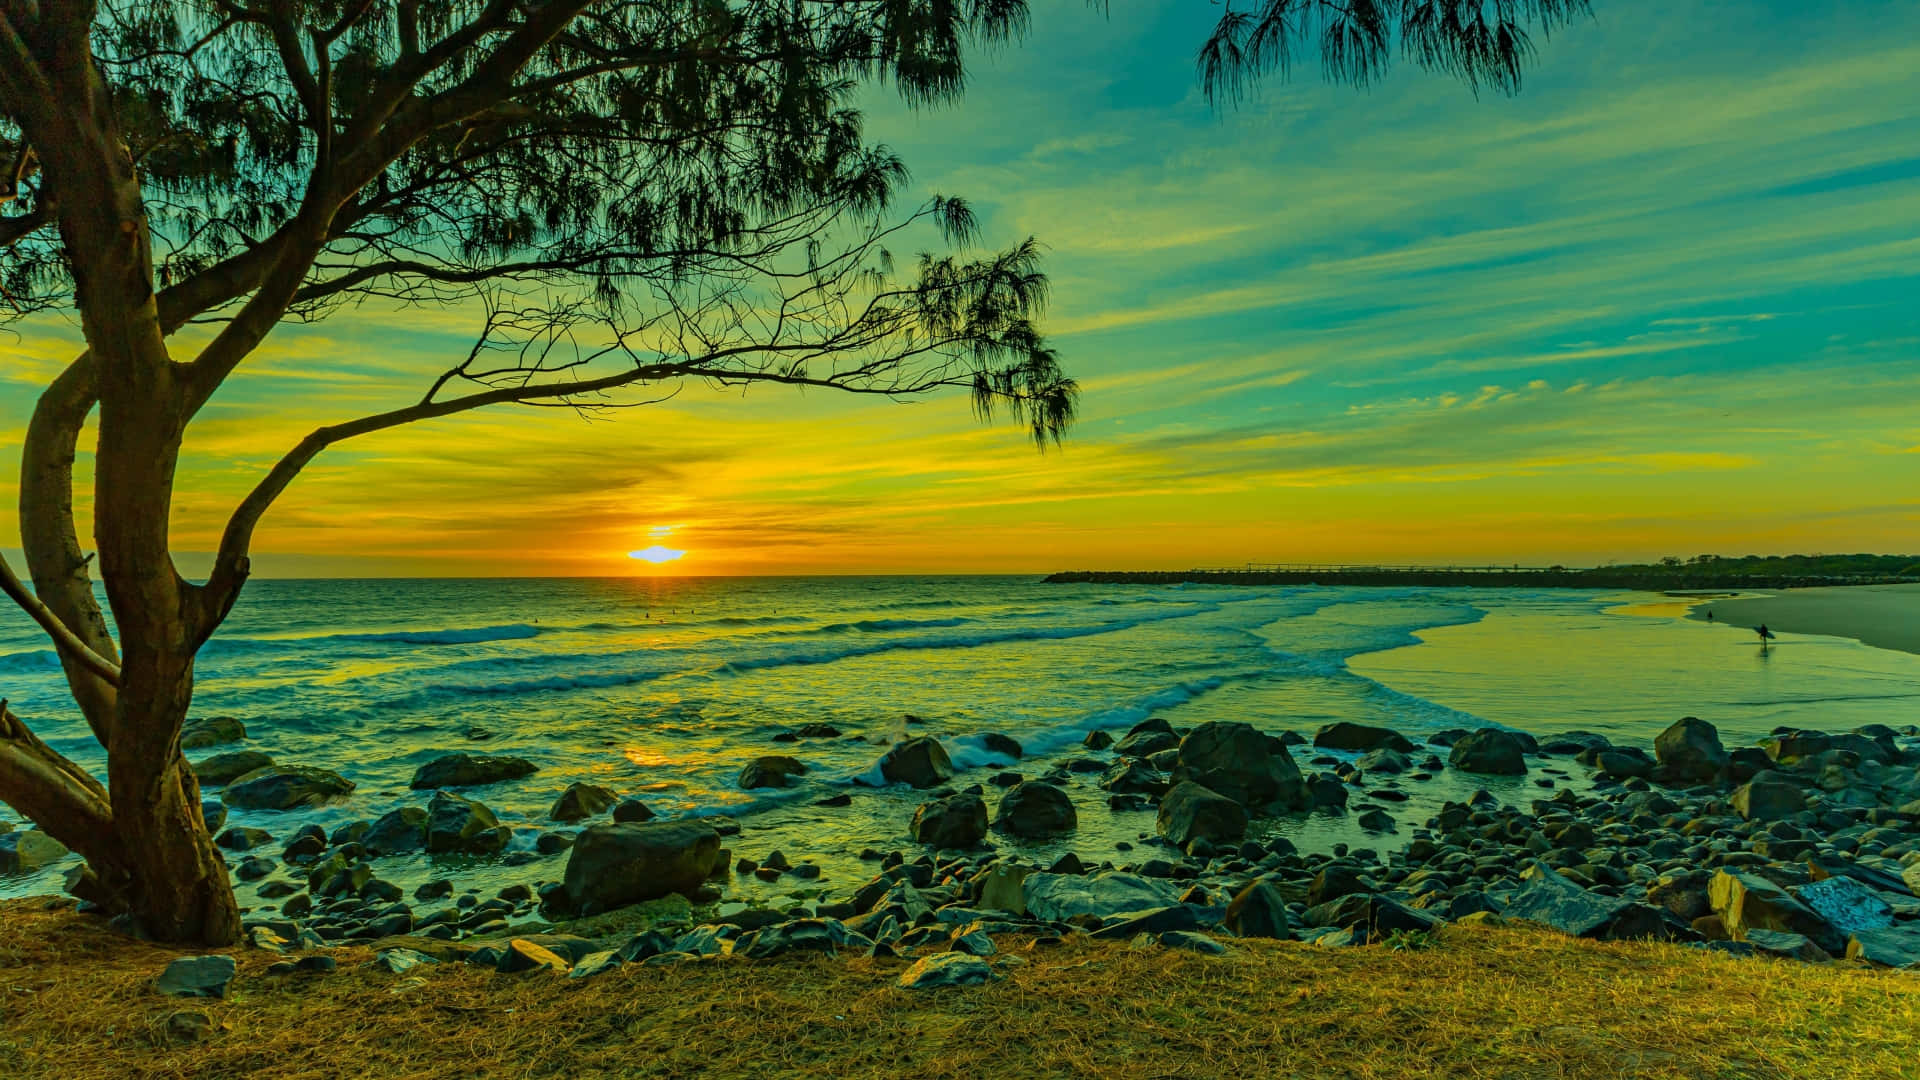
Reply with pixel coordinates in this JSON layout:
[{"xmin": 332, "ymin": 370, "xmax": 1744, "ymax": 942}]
[{"xmin": 1686, "ymin": 584, "xmax": 1920, "ymax": 656}]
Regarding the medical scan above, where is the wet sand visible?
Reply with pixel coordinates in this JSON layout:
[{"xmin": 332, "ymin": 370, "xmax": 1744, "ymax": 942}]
[{"xmin": 1686, "ymin": 583, "xmax": 1920, "ymax": 656}]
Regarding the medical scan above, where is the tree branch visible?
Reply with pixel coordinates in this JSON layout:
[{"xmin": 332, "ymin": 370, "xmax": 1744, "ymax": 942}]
[{"xmin": 0, "ymin": 553, "xmax": 122, "ymax": 687}]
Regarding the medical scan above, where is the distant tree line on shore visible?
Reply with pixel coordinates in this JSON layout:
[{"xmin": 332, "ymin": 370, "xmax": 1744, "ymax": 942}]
[
  {"xmin": 1611, "ymin": 554, "xmax": 1920, "ymax": 580},
  {"xmin": 1047, "ymin": 554, "xmax": 1920, "ymax": 590}
]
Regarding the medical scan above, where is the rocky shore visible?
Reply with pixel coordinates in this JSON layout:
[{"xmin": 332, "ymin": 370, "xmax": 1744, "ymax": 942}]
[{"xmin": 16, "ymin": 710, "xmax": 1917, "ymax": 998}]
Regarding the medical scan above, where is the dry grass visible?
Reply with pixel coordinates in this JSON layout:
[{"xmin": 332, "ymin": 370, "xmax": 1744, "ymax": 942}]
[{"xmin": 2, "ymin": 898, "xmax": 1917, "ymax": 1080}]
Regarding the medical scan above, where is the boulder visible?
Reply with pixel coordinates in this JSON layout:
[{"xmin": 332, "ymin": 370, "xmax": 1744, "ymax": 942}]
[
  {"xmin": 156, "ymin": 956, "xmax": 237, "ymax": 998},
  {"xmin": 1447, "ymin": 729, "xmax": 1528, "ymax": 775},
  {"xmin": 409, "ymin": 753, "xmax": 538, "ymax": 790},
  {"xmin": 1653, "ymin": 716, "xmax": 1728, "ymax": 782},
  {"xmin": 979, "ymin": 733, "xmax": 1024, "ymax": 760},
  {"xmin": 424, "ymin": 791, "xmax": 510, "ymax": 855},
  {"xmin": 1732, "ymin": 775, "xmax": 1805, "ymax": 821},
  {"xmin": 1761, "ymin": 732, "xmax": 1831, "ymax": 765},
  {"xmin": 1312, "ymin": 723, "xmax": 1414, "ymax": 754},
  {"xmin": 1744, "ymin": 928, "xmax": 1830, "ymax": 962},
  {"xmin": 180, "ymin": 716, "xmax": 246, "ymax": 750},
  {"xmin": 1225, "ymin": 879, "xmax": 1291, "ymax": 938},
  {"xmin": 200, "ymin": 801, "xmax": 227, "ymax": 835},
  {"xmin": 612, "ymin": 799, "xmax": 655, "ymax": 823},
  {"xmin": 1300, "ymin": 893, "xmax": 1440, "ymax": 942},
  {"xmin": 740, "ymin": 918, "xmax": 872, "ymax": 959},
  {"xmin": 191, "ymin": 750, "xmax": 276, "ymax": 787},
  {"xmin": 1170, "ymin": 721, "xmax": 1308, "ymax": 810},
  {"xmin": 498, "ymin": 939, "xmax": 572, "ymax": 974},
  {"xmin": 1594, "ymin": 749, "xmax": 1654, "ymax": 780},
  {"xmin": 1155, "ymin": 782, "xmax": 1247, "ymax": 849},
  {"xmin": 738, "ymin": 756, "xmax": 808, "ymax": 790},
  {"xmin": 910, "ymin": 793, "xmax": 989, "ymax": 849},
  {"xmin": 363, "ymin": 807, "xmax": 428, "ymax": 856},
  {"xmin": 223, "ymin": 766, "xmax": 355, "ymax": 810},
  {"xmin": 1791, "ymin": 876, "xmax": 1894, "ymax": 936},
  {"xmin": 1356, "ymin": 748, "xmax": 1410, "ymax": 774},
  {"xmin": 976, "ymin": 863, "xmax": 1035, "ymax": 915},
  {"xmin": 215, "ymin": 826, "xmax": 273, "ymax": 852},
  {"xmin": 562, "ymin": 820, "xmax": 721, "ymax": 915},
  {"xmin": 1846, "ymin": 926, "xmax": 1920, "ymax": 969},
  {"xmin": 1021, "ymin": 871, "xmax": 1180, "ymax": 922},
  {"xmin": 897, "ymin": 952, "xmax": 992, "ymax": 990},
  {"xmin": 1505, "ymin": 863, "xmax": 1686, "ymax": 941},
  {"xmin": 0, "ymin": 830, "xmax": 69, "ymax": 874},
  {"xmin": 1113, "ymin": 727, "xmax": 1181, "ymax": 758},
  {"xmin": 993, "ymin": 782, "xmax": 1077, "ymax": 838},
  {"xmin": 1709, "ymin": 869, "xmax": 1843, "ymax": 953},
  {"xmin": 549, "ymin": 782, "xmax": 619, "ymax": 822},
  {"xmin": 879, "ymin": 737, "xmax": 954, "ymax": 789},
  {"xmin": 1099, "ymin": 759, "xmax": 1170, "ymax": 796}
]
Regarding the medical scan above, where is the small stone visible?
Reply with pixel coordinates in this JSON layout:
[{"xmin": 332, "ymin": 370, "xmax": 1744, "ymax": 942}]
[
  {"xmin": 498, "ymin": 939, "xmax": 572, "ymax": 974},
  {"xmin": 156, "ymin": 956, "xmax": 236, "ymax": 999},
  {"xmin": 370, "ymin": 949, "xmax": 436, "ymax": 974},
  {"xmin": 897, "ymin": 951, "xmax": 993, "ymax": 990},
  {"xmin": 1157, "ymin": 930, "xmax": 1228, "ymax": 955},
  {"xmin": 165, "ymin": 1010, "xmax": 216, "ymax": 1043}
]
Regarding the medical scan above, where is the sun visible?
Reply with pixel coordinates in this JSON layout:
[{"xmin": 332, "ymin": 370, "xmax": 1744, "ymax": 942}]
[{"xmin": 628, "ymin": 545, "xmax": 686, "ymax": 564}]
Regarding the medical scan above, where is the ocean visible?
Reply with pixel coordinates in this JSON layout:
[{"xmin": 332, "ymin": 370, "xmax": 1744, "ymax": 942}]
[{"xmin": 4, "ymin": 577, "xmax": 1918, "ymax": 905}]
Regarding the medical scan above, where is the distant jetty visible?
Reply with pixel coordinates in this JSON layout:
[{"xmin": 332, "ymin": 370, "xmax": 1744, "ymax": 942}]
[{"xmin": 1045, "ymin": 556, "xmax": 1920, "ymax": 591}]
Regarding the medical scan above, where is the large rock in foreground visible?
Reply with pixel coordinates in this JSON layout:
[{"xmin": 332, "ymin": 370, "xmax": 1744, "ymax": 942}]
[
  {"xmin": 223, "ymin": 766, "xmax": 355, "ymax": 810},
  {"xmin": 878, "ymin": 738, "xmax": 954, "ymax": 789},
  {"xmin": 993, "ymin": 782, "xmax": 1077, "ymax": 838},
  {"xmin": 1654, "ymin": 716, "xmax": 1728, "ymax": 783},
  {"xmin": 562, "ymin": 820, "xmax": 721, "ymax": 915},
  {"xmin": 1021, "ymin": 871, "xmax": 1181, "ymax": 922},
  {"xmin": 1447, "ymin": 729, "xmax": 1527, "ymax": 775},
  {"xmin": 911, "ymin": 793, "xmax": 988, "ymax": 848},
  {"xmin": 1505, "ymin": 863, "xmax": 1683, "ymax": 941},
  {"xmin": 1709, "ymin": 869, "xmax": 1843, "ymax": 954},
  {"xmin": 157, "ymin": 956, "xmax": 236, "ymax": 999},
  {"xmin": 1156, "ymin": 782, "xmax": 1247, "ymax": 850},
  {"xmin": 410, "ymin": 753, "xmax": 538, "ymax": 790},
  {"xmin": 1170, "ymin": 721, "xmax": 1308, "ymax": 810}
]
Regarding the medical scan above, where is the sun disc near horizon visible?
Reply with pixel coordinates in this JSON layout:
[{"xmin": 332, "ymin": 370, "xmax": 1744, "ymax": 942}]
[{"xmin": 628, "ymin": 545, "xmax": 686, "ymax": 565}]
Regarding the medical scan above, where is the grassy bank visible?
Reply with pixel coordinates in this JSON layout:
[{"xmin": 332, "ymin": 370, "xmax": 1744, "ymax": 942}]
[{"xmin": 3, "ymin": 901, "xmax": 1916, "ymax": 1079}]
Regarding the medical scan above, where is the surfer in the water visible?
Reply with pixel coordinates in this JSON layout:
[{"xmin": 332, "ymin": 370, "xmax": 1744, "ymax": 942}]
[{"xmin": 1757, "ymin": 623, "xmax": 1775, "ymax": 645}]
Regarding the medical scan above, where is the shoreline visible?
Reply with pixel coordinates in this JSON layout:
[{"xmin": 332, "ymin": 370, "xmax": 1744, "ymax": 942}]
[
  {"xmin": 7, "ymin": 713, "xmax": 1919, "ymax": 975},
  {"xmin": 1684, "ymin": 583, "xmax": 1920, "ymax": 657}
]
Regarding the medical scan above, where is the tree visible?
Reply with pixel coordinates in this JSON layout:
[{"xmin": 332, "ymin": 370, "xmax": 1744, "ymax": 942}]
[{"xmin": 0, "ymin": 0, "xmax": 1593, "ymax": 945}]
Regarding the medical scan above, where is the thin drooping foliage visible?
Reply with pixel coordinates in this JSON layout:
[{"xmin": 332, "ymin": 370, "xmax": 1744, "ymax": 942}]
[
  {"xmin": 0, "ymin": 0, "xmax": 1591, "ymax": 945},
  {"xmin": 1197, "ymin": 0, "xmax": 1593, "ymax": 104}
]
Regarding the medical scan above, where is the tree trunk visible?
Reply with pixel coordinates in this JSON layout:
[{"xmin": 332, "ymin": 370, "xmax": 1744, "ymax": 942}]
[{"xmin": 105, "ymin": 666, "xmax": 240, "ymax": 944}]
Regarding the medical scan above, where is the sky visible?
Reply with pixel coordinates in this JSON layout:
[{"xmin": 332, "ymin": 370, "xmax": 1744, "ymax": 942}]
[{"xmin": 4, "ymin": 0, "xmax": 1919, "ymax": 576}]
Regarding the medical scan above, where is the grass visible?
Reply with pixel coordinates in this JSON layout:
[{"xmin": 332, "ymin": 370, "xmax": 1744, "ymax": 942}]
[{"xmin": 2, "ymin": 898, "xmax": 1917, "ymax": 1080}]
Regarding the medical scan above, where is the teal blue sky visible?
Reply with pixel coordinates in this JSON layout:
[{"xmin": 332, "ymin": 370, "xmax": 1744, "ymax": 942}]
[{"xmin": 4, "ymin": 0, "xmax": 1916, "ymax": 575}]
